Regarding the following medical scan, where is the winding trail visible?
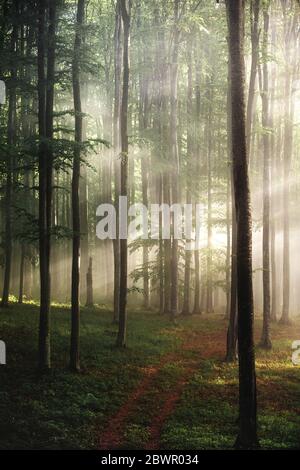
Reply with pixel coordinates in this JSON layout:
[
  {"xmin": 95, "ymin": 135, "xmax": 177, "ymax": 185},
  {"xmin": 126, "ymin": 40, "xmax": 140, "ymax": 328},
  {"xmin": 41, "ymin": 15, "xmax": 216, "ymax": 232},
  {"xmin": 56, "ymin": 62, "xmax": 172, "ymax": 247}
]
[{"xmin": 98, "ymin": 326, "xmax": 226, "ymax": 450}]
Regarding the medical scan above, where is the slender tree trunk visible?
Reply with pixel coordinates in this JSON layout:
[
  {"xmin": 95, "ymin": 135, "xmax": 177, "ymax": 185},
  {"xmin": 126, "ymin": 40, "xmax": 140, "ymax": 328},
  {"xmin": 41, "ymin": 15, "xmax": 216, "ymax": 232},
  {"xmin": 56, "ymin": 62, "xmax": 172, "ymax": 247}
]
[
  {"xmin": 206, "ymin": 81, "xmax": 213, "ymax": 314},
  {"xmin": 38, "ymin": 0, "xmax": 49, "ymax": 370},
  {"xmin": 270, "ymin": 19, "xmax": 277, "ymax": 322},
  {"xmin": 226, "ymin": 60, "xmax": 237, "ymax": 362},
  {"xmin": 158, "ymin": 173, "xmax": 164, "ymax": 314},
  {"xmin": 86, "ymin": 257, "xmax": 94, "ymax": 307},
  {"xmin": 1, "ymin": 0, "xmax": 17, "ymax": 307},
  {"xmin": 246, "ymin": 0, "xmax": 260, "ymax": 158},
  {"xmin": 225, "ymin": 59, "xmax": 232, "ymax": 323},
  {"xmin": 117, "ymin": 0, "xmax": 131, "ymax": 348},
  {"xmin": 259, "ymin": 9, "xmax": 272, "ymax": 349},
  {"xmin": 139, "ymin": 52, "xmax": 150, "ymax": 309},
  {"xmin": 163, "ymin": 174, "xmax": 171, "ymax": 314},
  {"xmin": 70, "ymin": 0, "xmax": 85, "ymax": 372},
  {"xmin": 79, "ymin": 166, "xmax": 89, "ymax": 302},
  {"xmin": 193, "ymin": 49, "xmax": 201, "ymax": 315},
  {"xmin": 182, "ymin": 190, "xmax": 192, "ymax": 316},
  {"xmin": 226, "ymin": 0, "xmax": 259, "ymax": 449},
  {"xmin": 170, "ymin": 0, "xmax": 180, "ymax": 320},
  {"xmin": 182, "ymin": 47, "xmax": 193, "ymax": 316},
  {"xmin": 225, "ymin": 164, "xmax": 231, "ymax": 320},
  {"xmin": 280, "ymin": 5, "xmax": 295, "ymax": 325},
  {"xmin": 18, "ymin": 245, "xmax": 25, "ymax": 304},
  {"xmin": 113, "ymin": 0, "xmax": 122, "ymax": 322},
  {"xmin": 38, "ymin": 0, "xmax": 57, "ymax": 370}
]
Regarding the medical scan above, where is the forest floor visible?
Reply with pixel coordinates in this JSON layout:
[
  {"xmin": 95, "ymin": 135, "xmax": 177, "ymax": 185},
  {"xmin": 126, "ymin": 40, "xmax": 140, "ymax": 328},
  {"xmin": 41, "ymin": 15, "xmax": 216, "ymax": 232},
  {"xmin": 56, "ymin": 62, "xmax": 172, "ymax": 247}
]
[{"xmin": 0, "ymin": 301, "xmax": 299, "ymax": 450}]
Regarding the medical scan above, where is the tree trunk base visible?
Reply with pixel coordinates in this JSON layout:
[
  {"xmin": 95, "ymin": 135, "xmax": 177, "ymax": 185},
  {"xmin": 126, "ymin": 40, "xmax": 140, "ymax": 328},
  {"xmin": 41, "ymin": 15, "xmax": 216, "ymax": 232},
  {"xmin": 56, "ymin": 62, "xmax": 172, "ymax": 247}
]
[
  {"xmin": 225, "ymin": 352, "xmax": 237, "ymax": 363},
  {"xmin": 235, "ymin": 435, "xmax": 260, "ymax": 450},
  {"xmin": 279, "ymin": 317, "xmax": 291, "ymax": 326},
  {"xmin": 192, "ymin": 309, "xmax": 202, "ymax": 315},
  {"xmin": 181, "ymin": 309, "xmax": 190, "ymax": 316},
  {"xmin": 258, "ymin": 338, "xmax": 272, "ymax": 350}
]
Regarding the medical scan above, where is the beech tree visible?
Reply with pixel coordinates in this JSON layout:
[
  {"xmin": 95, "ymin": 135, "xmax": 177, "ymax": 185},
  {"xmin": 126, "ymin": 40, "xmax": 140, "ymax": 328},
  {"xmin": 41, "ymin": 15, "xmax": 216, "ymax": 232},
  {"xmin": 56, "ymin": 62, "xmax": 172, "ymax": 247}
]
[
  {"xmin": 70, "ymin": 0, "xmax": 85, "ymax": 372},
  {"xmin": 226, "ymin": 0, "xmax": 258, "ymax": 449},
  {"xmin": 117, "ymin": 0, "xmax": 131, "ymax": 348}
]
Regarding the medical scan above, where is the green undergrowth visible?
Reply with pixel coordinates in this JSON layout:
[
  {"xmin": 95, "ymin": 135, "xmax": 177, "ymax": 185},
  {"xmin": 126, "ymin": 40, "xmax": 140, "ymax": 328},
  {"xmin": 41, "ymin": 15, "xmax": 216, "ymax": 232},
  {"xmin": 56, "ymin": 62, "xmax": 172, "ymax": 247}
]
[
  {"xmin": 0, "ymin": 301, "xmax": 182, "ymax": 449},
  {"xmin": 0, "ymin": 302, "xmax": 299, "ymax": 449}
]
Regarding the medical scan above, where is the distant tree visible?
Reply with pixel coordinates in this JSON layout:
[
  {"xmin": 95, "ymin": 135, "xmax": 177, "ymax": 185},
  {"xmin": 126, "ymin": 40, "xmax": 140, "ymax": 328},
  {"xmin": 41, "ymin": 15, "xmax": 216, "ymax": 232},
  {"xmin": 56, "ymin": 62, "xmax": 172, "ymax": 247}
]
[
  {"xmin": 38, "ymin": 0, "xmax": 57, "ymax": 370},
  {"xmin": 1, "ymin": 0, "xmax": 18, "ymax": 307},
  {"xmin": 70, "ymin": 0, "xmax": 85, "ymax": 372},
  {"xmin": 117, "ymin": 0, "xmax": 131, "ymax": 348},
  {"xmin": 259, "ymin": 4, "xmax": 272, "ymax": 349}
]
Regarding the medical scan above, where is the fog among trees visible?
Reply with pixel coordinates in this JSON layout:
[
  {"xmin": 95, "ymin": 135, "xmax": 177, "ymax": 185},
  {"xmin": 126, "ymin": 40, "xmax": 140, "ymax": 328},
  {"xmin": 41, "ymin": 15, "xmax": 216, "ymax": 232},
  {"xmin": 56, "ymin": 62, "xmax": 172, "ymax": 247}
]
[{"xmin": 0, "ymin": 0, "xmax": 300, "ymax": 452}]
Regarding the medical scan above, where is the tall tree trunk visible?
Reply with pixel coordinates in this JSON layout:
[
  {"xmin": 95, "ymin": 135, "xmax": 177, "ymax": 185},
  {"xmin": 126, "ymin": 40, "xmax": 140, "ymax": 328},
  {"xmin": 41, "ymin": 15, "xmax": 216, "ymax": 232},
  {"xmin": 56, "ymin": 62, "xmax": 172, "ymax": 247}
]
[
  {"xmin": 18, "ymin": 245, "xmax": 25, "ymax": 304},
  {"xmin": 169, "ymin": 0, "xmax": 180, "ymax": 319},
  {"xmin": 269, "ymin": 18, "xmax": 277, "ymax": 322},
  {"xmin": 113, "ymin": 0, "xmax": 122, "ymax": 322},
  {"xmin": 37, "ymin": 0, "xmax": 49, "ymax": 369},
  {"xmin": 280, "ymin": 4, "xmax": 295, "ymax": 325},
  {"xmin": 70, "ymin": 0, "xmax": 85, "ymax": 372},
  {"xmin": 226, "ymin": 195, "xmax": 238, "ymax": 362},
  {"xmin": 170, "ymin": 0, "xmax": 180, "ymax": 320},
  {"xmin": 206, "ymin": 79, "xmax": 213, "ymax": 314},
  {"xmin": 193, "ymin": 48, "xmax": 201, "ymax": 315},
  {"xmin": 158, "ymin": 173, "xmax": 164, "ymax": 314},
  {"xmin": 79, "ymin": 166, "xmax": 89, "ymax": 302},
  {"xmin": 163, "ymin": 174, "xmax": 171, "ymax": 314},
  {"xmin": 225, "ymin": 61, "xmax": 232, "ymax": 321},
  {"xmin": 138, "ymin": 40, "xmax": 150, "ymax": 309},
  {"xmin": 259, "ymin": 8, "xmax": 272, "ymax": 349},
  {"xmin": 117, "ymin": 0, "xmax": 131, "ymax": 347},
  {"xmin": 1, "ymin": 0, "xmax": 17, "ymax": 307},
  {"xmin": 226, "ymin": 57, "xmax": 237, "ymax": 362},
  {"xmin": 182, "ymin": 46, "xmax": 193, "ymax": 316},
  {"xmin": 225, "ymin": 163, "xmax": 231, "ymax": 320},
  {"xmin": 226, "ymin": 0, "xmax": 259, "ymax": 449},
  {"xmin": 182, "ymin": 189, "xmax": 192, "ymax": 316},
  {"xmin": 246, "ymin": 0, "xmax": 260, "ymax": 158},
  {"xmin": 86, "ymin": 257, "xmax": 93, "ymax": 307},
  {"xmin": 38, "ymin": 0, "xmax": 57, "ymax": 371}
]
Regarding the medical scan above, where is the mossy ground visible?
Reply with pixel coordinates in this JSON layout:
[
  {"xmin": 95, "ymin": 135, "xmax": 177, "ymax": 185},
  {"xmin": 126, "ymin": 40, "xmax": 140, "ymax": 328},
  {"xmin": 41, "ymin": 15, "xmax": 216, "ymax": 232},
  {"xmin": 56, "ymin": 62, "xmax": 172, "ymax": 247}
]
[{"xmin": 0, "ymin": 301, "xmax": 299, "ymax": 449}]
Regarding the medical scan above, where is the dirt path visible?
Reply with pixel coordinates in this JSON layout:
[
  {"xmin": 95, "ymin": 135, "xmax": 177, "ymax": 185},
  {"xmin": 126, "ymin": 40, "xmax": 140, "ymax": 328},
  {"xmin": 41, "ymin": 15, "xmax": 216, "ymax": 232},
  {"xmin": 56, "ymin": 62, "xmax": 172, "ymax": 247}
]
[
  {"xmin": 98, "ymin": 326, "xmax": 226, "ymax": 450},
  {"xmin": 144, "ymin": 330, "xmax": 225, "ymax": 449}
]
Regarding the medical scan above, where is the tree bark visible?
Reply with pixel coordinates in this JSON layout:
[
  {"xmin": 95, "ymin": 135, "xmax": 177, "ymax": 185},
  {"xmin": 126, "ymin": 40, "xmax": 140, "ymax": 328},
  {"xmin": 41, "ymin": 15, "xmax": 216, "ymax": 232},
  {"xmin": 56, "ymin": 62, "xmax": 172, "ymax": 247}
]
[
  {"xmin": 280, "ymin": 4, "xmax": 295, "ymax": 325},
  {"xmin": 38, "ymin": 0, "xmax": 56, "ymax": 370},
  {"xmin": 170, "ymin": 0, "xmax": 181, "ymax": 320},
  {"xmin": 70, "ymin": 0, "xmax": 85, "ymax": 372},
  {"xmin": 86, "ymin": 257, "xmax": 94, "ymax": 307},
  {"xmin": 182, "ymin": 46, "xmax": 193, "ymax": 316},
  {"xmin": 259, "ymin": 9, "xmax": 272, "ymax": 349},
  {"xmin": 113, "ymin": 0, "xmax": 122, "ymax": 323},
  {"xmin": 1, "ymin": 0, "xmax": 17, "ymax": 307},
  {"xmin": 246, "ymin": 0, "xmax": 260, "ymax": 158},
  {"xmin": 226, "ymin": 0, "xmax": 259, "ymax": 449},
  {"xmin": 117, "ymin": 0, "xmax": 131, "ymax": 348},
  {"xmin": 269, "ymin": 14, "xmax": 277, "ymax": 322},
  {"xmin": 226, "ymin": 59, "xmax": 238, "ymax": 362},
  {"xmin": 193, "ymin": 48, "xmax": 201, "ymax": 315},
  {"xmin": 206, "ymin": 76, "xmax": 213, "ymax": 314}
]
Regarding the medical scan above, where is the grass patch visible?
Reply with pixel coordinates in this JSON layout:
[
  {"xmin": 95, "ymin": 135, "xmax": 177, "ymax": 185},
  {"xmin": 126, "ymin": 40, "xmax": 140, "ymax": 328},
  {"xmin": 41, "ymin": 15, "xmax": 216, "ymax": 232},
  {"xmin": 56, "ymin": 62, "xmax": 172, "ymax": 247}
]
[
  {"xmin": 0, "ymin": 301, "xmax": 181, "ymax": 449},
  {"xmin": 0, "ymin": 303, "xmax": 299, "ymax": 449}
]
